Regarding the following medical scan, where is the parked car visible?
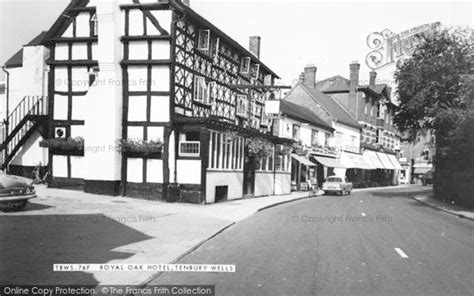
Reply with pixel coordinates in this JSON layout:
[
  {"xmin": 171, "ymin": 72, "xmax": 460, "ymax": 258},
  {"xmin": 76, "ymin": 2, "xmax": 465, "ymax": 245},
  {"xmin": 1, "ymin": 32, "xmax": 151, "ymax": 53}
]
[
  {"xmin": 322, "ymin": 176, "xmax": 353, "ymax": 195},
  {"xmin": 421, "ymin": 169, "xmax": 433, "ymax": 186},
  {"xmin": 0, "ymin": 171, "xmax": 36, "ymax": 212}
]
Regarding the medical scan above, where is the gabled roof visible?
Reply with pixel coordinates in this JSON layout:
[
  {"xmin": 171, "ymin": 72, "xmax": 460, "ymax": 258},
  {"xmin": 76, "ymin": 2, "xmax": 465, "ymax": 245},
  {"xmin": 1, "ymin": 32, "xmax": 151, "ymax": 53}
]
[
  {"xmin": 279, "ymin": 100, "xmax": 334, "ymax": 131},
  {"xmin": 42, "ymin": 0, "xmax": 89, "ymax": 44},
  {"xmin": 170, "ymin": 0, "xmax": 279, "ymax": 79},
  {"xmin": 299, "ymin": 84, "xmax": 361, "ymax": 130},
  {"xmin": 4, "ymin": 31, "xmax": 48, "ymax": 68}
]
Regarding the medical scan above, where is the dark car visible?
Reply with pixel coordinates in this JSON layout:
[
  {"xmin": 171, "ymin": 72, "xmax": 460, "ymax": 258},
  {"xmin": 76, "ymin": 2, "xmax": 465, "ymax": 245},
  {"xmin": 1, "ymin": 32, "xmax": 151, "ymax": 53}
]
[
  {"xmin": 421, "ymin": 169, "xmax": 433, "ymax": 186},
  {"xmin": 0, "ymin": 171, "xmax": 36, "ymax": 211}
]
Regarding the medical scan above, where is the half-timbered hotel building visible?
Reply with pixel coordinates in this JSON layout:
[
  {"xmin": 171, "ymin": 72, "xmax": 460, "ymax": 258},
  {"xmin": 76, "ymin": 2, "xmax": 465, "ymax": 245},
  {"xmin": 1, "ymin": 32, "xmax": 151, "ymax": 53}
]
[{"xmin": 1, "ymin": 0, "xmax": 293, "ymax": 203}]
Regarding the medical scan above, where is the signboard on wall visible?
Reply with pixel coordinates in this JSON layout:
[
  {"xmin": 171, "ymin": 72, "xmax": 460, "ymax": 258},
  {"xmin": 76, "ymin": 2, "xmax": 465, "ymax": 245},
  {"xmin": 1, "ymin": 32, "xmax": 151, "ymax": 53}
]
[{"xmin": 264, "ymin": 100, "xmax": 280, "ymax": 118}]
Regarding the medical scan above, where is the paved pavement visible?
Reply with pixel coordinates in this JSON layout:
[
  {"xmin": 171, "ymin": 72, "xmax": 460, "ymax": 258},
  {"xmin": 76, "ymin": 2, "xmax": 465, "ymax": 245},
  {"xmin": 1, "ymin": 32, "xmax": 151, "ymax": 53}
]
[
  {"xmin": 0, "ymin": 185, "xmax": 312, "ymax": 286},
  {"xmin": 413, "ymin": 193, "xmax": 474, "ymax": 220},
  {"xmin": 150, "ymin": 185, "xmax": 474, "ymax": 296}
]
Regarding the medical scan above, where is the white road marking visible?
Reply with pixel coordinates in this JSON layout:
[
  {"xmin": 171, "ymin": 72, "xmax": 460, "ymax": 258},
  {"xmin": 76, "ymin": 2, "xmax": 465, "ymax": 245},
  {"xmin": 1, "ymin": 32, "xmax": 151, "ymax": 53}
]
[
  {"xmin": 394, "ymin": 248, "xmax": 409, "ymax": 258},
  {"xmin": 361, "ymin": 212, "xmax": 366, "ymax": 217}
]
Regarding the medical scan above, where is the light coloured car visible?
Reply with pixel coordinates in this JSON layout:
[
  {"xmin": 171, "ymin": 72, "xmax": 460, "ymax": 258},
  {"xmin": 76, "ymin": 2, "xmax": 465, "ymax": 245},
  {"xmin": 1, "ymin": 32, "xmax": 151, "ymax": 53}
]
[
  {"xmin": 0, "ymin": 171, "xmax": 37, "ymax": 212},
  {"xmin": 322, "ymin": 176, "xmax": 353, "ymax": 195}
]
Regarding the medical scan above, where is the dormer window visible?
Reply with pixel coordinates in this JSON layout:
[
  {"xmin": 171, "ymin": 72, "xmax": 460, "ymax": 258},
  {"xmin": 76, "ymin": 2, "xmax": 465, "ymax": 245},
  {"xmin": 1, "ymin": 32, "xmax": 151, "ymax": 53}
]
[
  {"xmin": 240, "ymin": 57, "xmax": 250, "ymax": 74},
  {"xmin": 91, "ymin": 13, "xmax": 98, "ymax": 37},
  {"xmin": 250, "ymin": 63, "xmax": 260, "ymax": 80},
  {"xmin": 197, "ymin": 30, "xmax": 210, "ymax": 51}
]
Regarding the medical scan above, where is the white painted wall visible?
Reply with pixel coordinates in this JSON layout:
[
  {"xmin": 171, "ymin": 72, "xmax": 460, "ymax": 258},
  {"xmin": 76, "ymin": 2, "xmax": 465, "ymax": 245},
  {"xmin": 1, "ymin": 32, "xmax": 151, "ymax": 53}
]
[
  {"xmin": 206, "ymin": 171, "xmax": 243, "ymax": 203},
  {"xmin": 333, "ymin": 122, "xmax": 360, "ymax": 153},
  {"xmin": 10, "ymin": 131, "xmax": 48, "ymax": 167},
  {"xmin": 146, "ymin": 159, "xmax": 163, "ymax": 183},
  {"xmin": 52, "ymin": 155, "xmax": 68, "ymax": 178},
  {"xmin": 274, "ymin": 172, "xmax": 291, "ymax": 195},
  {"xmin": 255, "ymin": 172, "xmax": 274, "ymax": 197},
  {"xmin": 83, "ymin": 0, "xmax": 124, "ymax": 182},
  {"xmin": 177, "ymin": 159, "xmax": 201, "ymax": 184},
  {"xmin": 276, "ymin": 116, "xmax": 332, "ymax": 147}
]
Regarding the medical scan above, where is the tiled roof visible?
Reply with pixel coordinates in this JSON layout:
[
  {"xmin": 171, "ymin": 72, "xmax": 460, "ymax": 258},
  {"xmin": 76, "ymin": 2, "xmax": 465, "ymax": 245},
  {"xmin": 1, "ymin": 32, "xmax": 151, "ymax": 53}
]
[
  {"xmin": 279, "ymin": 99, "xmax": 333, "ymax": 131},
  {"xmin": 315, "ymin": 75, "xmax": 350, "ymax": 92},
  {"xmin": 316, "ymin": 75, "xmax": 388, "ymax": 95},
  {"xmin": 4, "ymin": 31, "xmax": 48, "ymax": 68},
  {"xmin": 300, "ymin": 84, "xmax": 361, "ymax": 129}
]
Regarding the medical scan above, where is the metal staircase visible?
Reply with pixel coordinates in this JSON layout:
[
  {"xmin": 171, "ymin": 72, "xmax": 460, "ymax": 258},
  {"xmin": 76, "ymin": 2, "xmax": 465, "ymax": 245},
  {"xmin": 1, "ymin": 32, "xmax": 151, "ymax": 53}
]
[{"xmin": 0, "ymin": 96, "xmax": 48, "ymax": 170}]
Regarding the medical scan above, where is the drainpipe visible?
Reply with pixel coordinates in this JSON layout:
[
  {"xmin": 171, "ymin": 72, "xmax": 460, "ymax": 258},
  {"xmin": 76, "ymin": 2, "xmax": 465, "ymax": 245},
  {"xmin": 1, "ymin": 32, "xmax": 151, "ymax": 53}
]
[{"xmin": 2, "ymin": 66, "xmax": 9, "ymax": 140}]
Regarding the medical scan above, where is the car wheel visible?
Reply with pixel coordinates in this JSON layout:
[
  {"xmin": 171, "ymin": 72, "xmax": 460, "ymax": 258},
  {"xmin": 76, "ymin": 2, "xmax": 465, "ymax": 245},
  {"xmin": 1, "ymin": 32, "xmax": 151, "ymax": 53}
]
[
  {"xmin": 13, "ymin": 200, "xmax": 27, "ymax": 211},
  {"xmin": 348, "ymin": 190, "xmax": 351, "ymax": 195},
  {"xmin": 2, "ymin": 200, "xmax": 27, "ymax": 212}
]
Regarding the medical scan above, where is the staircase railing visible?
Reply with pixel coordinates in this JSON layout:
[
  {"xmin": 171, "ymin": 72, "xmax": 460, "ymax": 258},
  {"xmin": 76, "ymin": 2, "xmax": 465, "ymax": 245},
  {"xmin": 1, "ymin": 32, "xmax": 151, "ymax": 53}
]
[{"xmin": 1, "ymin": 96, "xmax": 48, "ymax": 169}]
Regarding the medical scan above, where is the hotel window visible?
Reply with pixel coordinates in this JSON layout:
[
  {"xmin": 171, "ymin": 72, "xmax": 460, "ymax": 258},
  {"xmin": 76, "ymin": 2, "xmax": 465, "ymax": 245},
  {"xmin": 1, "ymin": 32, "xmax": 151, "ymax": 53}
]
[
  {"xmin": 250, "ymin": 64, "xmax": 260, "ymax": 80},
  {"xmin": 324, "ymin": 132, "xmax": 330, "ymax": 146},
  {"xmin": 364, "ymin": 102, "xmax": 369, "ymax": 114},
  {"xmin": 179, "ymin": 131, "xmax": 201, "ymax": 157},
  {"xmin": 236, "ymin": 95, "xmax": 248, "ymax": 117},
  {"xmin": 240, "ymin": 57, "xmax": 251, "ymax": 74},
  {"xmin": 292, "ymin": 125, "xmax": 300, "ymax": 142},
  {"xmin": 311, "ymin": 129, "xmax": 319, "ymax": 146},
  {"xmin": 197, "ymin": 30, "xmax": 210, "ymax": 51},
  {"xmin": 350, "ymin": 135, "xmax": 357, "ymax": 150},
  {"xmin": 194, "ymin": 76, "xmax": 211, "ymax": 105},
  {"xmin": 208, "ymin": 131, "xmax": 244, "ymax": 170}
]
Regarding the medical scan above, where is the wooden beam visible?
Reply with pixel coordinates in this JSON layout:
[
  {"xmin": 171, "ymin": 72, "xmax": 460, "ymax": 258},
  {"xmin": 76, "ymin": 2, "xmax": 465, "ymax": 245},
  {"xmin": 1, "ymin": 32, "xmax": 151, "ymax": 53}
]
[
  {"xmin": 120, "ymin": 59, "xmax": 172, "ymax": 66},
  {"xmin": 120, "ymin": 35, "xmax": 171, "ymax": 42}
]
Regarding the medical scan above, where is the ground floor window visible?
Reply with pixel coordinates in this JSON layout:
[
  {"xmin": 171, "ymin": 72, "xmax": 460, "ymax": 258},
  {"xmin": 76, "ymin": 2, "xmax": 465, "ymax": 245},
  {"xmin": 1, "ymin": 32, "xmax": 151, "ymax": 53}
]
[{"xmin": 208, "ymin": 130, "xmax": 244, "ymax": 170}]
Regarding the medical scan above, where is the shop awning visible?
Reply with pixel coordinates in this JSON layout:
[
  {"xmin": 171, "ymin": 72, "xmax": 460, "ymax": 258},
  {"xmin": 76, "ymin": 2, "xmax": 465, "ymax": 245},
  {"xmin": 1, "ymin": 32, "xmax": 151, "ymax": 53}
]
[
  {"xmin": 312, "ymin": 156, "xmax": 345, "ymax": 168},
  {"xmin": 413, "ymin": 163, "xmax": 433, "ymax": 175},
  {"xmin": 387, "ymin": 154, "xmax": 403, "ymax": 170},
  {"xmin": 339, "ymin": 151, "xmax": 375, "ymax": 170},
  {"xmin": 363, "ymin": 150, "xmax": 385, "ymax": 169},
  {"xmin": 376, "ymin": 152, "xmax": 397, "ymax": 170},
  {"xmin": 291, "ymin": 154, "xmax": 316, "ymax": 166}
]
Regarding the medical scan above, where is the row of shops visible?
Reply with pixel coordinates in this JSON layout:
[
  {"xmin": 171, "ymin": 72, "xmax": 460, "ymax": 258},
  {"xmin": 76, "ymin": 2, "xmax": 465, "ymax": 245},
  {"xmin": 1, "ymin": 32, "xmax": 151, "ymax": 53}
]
[{"xmin": 290, "ymin": 149, "xmax": 403, "ymax": 191}]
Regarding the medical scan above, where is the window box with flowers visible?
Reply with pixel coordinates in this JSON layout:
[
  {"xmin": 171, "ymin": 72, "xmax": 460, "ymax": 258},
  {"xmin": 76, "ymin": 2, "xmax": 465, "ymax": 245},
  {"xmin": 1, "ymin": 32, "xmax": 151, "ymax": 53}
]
[
  {"xmin": 117, "ymin": 138, "xmax": 163, "ymax": 158},
  {"xmin": 40, "ymin": 137, "xmax": 84, "ymax": 155}
]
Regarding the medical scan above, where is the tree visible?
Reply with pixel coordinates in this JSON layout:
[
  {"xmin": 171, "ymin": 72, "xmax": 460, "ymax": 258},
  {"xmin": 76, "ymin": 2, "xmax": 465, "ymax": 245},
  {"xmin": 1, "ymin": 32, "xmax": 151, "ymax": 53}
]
[
  {"xmin": 394, "ymin": 27, "xmax": 473, "ymax": 142},
  {"xmin": 394, "ymin": 27, "xmax": 474, "ymax": 206}
]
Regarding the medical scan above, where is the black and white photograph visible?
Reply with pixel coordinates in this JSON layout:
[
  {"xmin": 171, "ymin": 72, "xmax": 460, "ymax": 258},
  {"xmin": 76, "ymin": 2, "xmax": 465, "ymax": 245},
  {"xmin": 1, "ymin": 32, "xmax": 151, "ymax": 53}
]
[{"xmin": 0, "ymin": 0, "xmax": 473, "ymax": 295}]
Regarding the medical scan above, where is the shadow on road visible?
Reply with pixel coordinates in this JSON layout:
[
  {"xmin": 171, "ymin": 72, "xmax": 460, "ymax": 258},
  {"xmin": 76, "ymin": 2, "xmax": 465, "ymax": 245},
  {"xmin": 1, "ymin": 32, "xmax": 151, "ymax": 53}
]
[{"xmin": 0, "ymin": 213, "xmax": 152, "ymax": 285}]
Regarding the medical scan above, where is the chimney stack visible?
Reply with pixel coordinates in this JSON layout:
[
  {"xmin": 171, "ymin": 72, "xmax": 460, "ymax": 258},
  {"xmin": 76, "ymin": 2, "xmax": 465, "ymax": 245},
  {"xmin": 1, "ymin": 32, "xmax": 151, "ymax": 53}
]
[
  {"xmin": 369, "ymin": 71, "xmax": 377, "ymax": 87},
  {"xmin": 298, "ymin": 73, "xmax": 305, "ymax": 83},
  {"xmin": 348, "ymin": 61, "xmax": 360, "ymax": 119},
  {"xmin": 249, "ymin": 36, "xmax": 261, "ymax": 59},
  {"xmin": 349, "ymin": 61, "xmax": 360, "ymax": 91},
  {"xmin": 303, "ymin": 65, "xmax": 317, "ymax": 89}
]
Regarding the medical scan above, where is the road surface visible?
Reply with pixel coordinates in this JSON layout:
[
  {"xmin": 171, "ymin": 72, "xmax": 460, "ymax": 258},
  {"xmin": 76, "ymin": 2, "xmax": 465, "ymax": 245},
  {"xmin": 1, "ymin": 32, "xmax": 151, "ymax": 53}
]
[{"xmin": 150, "ymin": 186, "xmax": 474, "ymax": 296}]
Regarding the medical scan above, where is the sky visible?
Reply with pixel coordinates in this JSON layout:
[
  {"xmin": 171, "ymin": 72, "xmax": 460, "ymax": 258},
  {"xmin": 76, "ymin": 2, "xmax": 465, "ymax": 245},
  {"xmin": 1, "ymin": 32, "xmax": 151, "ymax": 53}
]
[{"xmin": 0, "ymin": 0, "xmax": 472, "ymax": 87}]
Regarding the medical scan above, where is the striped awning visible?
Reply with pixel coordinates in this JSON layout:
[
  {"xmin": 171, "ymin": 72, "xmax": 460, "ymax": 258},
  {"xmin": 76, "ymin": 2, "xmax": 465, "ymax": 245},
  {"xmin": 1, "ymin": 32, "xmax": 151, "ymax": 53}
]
[
  {"xmin": 363, "ymin": 150, "xmax": 385, "ymax": 169},
  {"xmin": 312, "ymin": 156, "xmax": 345, "ymax": 168},
  {"xmin": 339, "ymin": 151, "xmax": 375, "ymax": 170},
  {"xmin": 291, "ymin": 154, "xmax": 316, "ymax": 167},
  {"xmin": 376, "ymin": 152, "xmax": 397, "ymax": 170},
  {"xmin": 387, "ymin": 154, "xmax": 403, "ymax": 170}
]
